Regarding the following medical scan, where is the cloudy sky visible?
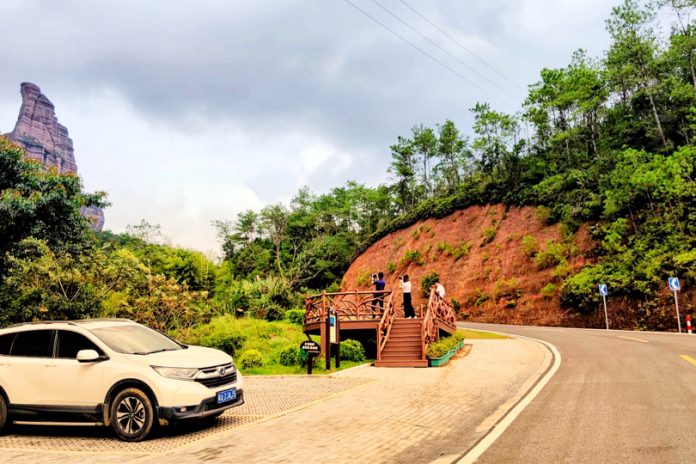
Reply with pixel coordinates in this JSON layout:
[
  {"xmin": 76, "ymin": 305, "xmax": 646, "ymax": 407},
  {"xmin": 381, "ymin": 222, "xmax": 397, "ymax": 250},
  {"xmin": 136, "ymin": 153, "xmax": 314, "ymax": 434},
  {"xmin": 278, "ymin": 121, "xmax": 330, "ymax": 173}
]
[{"xmin": 0, "ymin": 0, "xmax": 625, "ymax": 254}]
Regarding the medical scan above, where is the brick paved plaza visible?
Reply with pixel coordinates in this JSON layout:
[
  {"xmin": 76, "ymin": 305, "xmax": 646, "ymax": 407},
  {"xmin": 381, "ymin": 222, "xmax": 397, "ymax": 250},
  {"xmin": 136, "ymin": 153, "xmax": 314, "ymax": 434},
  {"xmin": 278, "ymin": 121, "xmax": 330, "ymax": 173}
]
[{"xmin": 0, "ymin": 337, "xmax": 551, "ymax": 464}]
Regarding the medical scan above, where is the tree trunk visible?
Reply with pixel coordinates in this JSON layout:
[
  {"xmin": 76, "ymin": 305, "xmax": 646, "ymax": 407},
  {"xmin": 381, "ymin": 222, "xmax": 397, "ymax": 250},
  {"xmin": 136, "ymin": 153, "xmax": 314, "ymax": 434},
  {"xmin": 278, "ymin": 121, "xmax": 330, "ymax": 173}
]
[{"xmin": 639, "ymin": 58, "xmax": 668, "ymax": 150}]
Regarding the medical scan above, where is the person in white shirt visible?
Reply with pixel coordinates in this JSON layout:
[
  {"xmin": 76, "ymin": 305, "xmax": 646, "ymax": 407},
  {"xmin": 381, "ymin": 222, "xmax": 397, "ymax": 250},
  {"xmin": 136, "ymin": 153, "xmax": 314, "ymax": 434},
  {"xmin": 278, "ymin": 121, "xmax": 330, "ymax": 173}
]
[
  {"xmin": 436, "ymin": 282, "xmax": 445, "ymax": 299},
  {"xmin": 399, "ymin": 275, "xmax": 416, "ymax": 318}
]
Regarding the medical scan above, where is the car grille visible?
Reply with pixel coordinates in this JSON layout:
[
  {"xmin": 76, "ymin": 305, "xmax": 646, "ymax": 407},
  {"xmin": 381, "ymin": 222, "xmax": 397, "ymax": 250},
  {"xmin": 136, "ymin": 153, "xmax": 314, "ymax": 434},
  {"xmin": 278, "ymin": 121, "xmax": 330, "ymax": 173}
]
[{"xmin": 196, "ymin": 364, "xmax": 237, "ymax": 388}]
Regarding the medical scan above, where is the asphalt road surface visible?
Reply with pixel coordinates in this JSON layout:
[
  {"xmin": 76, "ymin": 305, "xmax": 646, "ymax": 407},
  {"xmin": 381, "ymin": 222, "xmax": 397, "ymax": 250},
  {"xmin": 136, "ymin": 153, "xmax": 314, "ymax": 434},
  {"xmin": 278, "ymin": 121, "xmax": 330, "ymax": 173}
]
[{"xmin": 459, "ymin": 323, "xmax": 696, "ymax": 464}]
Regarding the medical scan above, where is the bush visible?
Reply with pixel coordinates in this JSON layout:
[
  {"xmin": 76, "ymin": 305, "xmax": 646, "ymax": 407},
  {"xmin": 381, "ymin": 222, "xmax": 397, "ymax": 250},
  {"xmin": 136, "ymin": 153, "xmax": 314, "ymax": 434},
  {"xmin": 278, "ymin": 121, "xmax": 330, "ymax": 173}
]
[
  {"xmin": 541, "ymin": 283, "xmax": 557, "ymax": 298},
  {"xmin": 482, "ymin": 227, "xmax": 497, "ymax": 244},
  {"xmin": 340, "ymin": 339, "xmax": 366, "ymax": 362},
  {"xmin": 279, "ymin": 346, "xmax": 301, "ymax": 366},
  {"xmin": 420, "ymin": 271, "xmax": 440, "ymax": 295},
  {"xmin": 535, "ymin": 242, "xmax": 567, "ymax": 270},
  {"xmin": 387, "ymin": 261, "xmax": 396, "ymax": 273},
  {"xmin": 536, "ymin": 206, "xmax": 552, "ymax": 224},
  {"xmin": 522, "ymin": 235, "xmax": 540, "ymax": 257},
  {"xmin": 357, "ymin": 269, "xmax": 371, "ymax": 286},
  {"xmin": 474, "ymin": 288, "xmax": 489, "ymax": 306},
  {"xmin": 426, "ymin": 331, "xmax": 466, "ymax": 359},
  {"xmin": 451, "ymin": 298, "xmax": 461, "ymax": 312},
  {"xmin": 553, "ymin": 260, "xmax": 574, "ymax": 280},
  {"xmin": 493, "ymin": 277, "xmax": 521, "ymax": 300},
  {"xmin": 285, "ymin": 309, "xmax": 306, "ymax": 325},
  {"xmin": 452, "ymin": 242, "xmax": 472, "ymax": 261},
  {"xmin": 401, "ymin": 249, "xmax": 424, "ymax": 266},
  {"xmin": 240, "ymin": 349, "xmax": 263, "ymax": 368},
  {"xmin": 412, "ymin": 229, "xmax": 420, "ymax": 240},
  {"xmin": 437, "ymin": 241, "xmax": 452, "ymax": 256}
]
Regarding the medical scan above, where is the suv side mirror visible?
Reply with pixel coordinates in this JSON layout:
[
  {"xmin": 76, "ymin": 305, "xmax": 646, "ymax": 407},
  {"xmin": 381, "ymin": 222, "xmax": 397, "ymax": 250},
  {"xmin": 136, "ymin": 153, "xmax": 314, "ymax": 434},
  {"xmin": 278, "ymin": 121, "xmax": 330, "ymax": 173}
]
[{"xmin": 77, "ymin": 349, "xmax": 101, "ymax": 363}]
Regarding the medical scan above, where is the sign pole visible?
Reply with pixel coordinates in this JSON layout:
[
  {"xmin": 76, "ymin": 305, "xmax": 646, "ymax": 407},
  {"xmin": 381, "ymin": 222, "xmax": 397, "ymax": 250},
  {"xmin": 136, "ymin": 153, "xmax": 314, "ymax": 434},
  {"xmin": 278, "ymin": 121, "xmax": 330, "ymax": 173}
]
[
  {"xmin": 674, "ymin": 290, "xmax": 682, "ymax": 334},
  {"xmin": 602, "ymin": 294, "xmax": 609, "ymax": 330}
]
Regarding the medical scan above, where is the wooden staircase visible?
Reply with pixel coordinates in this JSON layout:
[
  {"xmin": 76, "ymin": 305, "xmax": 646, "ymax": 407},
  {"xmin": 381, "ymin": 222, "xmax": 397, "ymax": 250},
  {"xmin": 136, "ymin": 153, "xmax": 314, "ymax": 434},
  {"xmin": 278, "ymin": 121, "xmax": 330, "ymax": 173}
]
[{"xmin": 375, "ymin": 318, "xmax": 428, "ymax": 367}]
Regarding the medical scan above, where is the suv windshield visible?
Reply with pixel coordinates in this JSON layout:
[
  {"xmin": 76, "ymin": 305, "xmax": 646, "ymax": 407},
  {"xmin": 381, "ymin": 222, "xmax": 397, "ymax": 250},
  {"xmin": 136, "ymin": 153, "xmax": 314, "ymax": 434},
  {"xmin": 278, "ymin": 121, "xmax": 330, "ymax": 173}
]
[{"xmin": 90, "ymin": 325, "xmax": 182, "ymax": 355}]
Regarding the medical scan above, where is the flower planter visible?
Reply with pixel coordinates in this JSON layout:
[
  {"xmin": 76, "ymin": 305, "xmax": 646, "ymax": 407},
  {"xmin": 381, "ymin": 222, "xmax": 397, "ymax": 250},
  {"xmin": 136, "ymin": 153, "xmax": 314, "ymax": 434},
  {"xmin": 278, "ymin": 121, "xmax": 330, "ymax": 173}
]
[{"xmin": 429, "ymin": 344, "xmax": 462, "ymax": 367}]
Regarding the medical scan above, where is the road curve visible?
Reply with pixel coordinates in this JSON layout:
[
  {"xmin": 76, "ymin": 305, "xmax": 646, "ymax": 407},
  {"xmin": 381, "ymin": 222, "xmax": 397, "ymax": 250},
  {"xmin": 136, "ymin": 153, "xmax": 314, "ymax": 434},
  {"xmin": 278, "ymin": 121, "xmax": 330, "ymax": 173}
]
[{"xmin": 459, "ymin": 323, "xmax": 696, "ymax": 464}]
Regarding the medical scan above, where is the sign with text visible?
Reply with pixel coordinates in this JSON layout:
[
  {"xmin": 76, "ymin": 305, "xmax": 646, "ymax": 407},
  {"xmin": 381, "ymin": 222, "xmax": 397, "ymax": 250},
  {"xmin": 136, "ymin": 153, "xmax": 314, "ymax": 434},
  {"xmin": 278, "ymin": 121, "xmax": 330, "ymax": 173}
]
[{"xmin": 300, "ymin": 340, "xmax": 321, "ymax": 355}]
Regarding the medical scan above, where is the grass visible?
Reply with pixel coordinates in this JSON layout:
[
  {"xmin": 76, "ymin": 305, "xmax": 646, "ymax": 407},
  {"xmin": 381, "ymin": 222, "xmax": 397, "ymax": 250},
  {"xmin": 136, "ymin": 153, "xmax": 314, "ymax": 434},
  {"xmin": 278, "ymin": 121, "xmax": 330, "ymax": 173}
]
[
  {"xmin": 179, "ymin": 315, "xmax": 373, "ymax": 375},
  {"xmin": 458, "ymin": 329, "xmax": 508, "ymax": 339},
  {"xmin": 244, "ymin": 358, "xmax": 372, "ymax": 376}
]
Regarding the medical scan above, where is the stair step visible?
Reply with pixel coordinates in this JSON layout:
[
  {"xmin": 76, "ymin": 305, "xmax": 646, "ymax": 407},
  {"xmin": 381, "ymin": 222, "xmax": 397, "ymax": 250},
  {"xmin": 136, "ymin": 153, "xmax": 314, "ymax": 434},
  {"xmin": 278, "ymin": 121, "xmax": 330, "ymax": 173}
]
[
  {"xmin": 375, "ymin": 360, "xmax": 428, "ymax": 367},
  {"xmin": 386, "ymin": 341, "xmax": 421, "ymax": 348},
  {"xmin": 389, "ymin": 336, "xmax": 421, "ymax": 342},
  {"xmin": 383, "ymin": 351, "xmax": 422, "ymax": 358},
  {"xmin": 380, "ymin": 355, "xmax": 425, "ymax": 362}
]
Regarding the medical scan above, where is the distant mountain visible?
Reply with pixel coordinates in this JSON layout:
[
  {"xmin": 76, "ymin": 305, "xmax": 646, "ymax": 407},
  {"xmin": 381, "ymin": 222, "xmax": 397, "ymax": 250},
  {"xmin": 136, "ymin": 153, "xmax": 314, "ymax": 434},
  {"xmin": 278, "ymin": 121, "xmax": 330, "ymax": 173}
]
[{"xmin": 4, "ymin": 82, "xmax": 105, "ymax": 231}]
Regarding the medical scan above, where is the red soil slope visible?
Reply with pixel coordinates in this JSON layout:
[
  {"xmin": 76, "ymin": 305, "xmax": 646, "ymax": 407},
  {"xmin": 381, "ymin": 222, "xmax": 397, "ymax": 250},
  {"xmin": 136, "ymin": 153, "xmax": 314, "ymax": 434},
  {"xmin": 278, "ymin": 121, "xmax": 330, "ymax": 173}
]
[{"xmin": 342, "ymin": 205, "xmax": 596, "ymax": 327}]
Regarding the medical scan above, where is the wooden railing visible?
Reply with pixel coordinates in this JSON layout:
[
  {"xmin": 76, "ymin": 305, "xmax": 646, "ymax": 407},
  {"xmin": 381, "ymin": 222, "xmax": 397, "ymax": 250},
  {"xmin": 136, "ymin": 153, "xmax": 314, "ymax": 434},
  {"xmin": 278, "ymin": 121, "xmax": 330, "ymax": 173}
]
[
  {"xmin": 377, "ymin": 292, "xmax": 396, "ymax": 361},
  {"xmin": 421, "ymin": 287, "xmax": 457, "ymax": 360},
  {"xmin": 304, "ymin": 290, "xmax": 394, "ymax": 325}
]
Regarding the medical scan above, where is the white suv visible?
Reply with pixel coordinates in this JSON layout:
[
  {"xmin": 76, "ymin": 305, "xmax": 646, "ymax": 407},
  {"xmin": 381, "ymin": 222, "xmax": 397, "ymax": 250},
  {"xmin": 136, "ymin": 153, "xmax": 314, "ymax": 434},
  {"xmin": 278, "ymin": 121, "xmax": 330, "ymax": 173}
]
[{"xmin": 0, "ymin": 319, "xmax": 244, "ymax": 442}]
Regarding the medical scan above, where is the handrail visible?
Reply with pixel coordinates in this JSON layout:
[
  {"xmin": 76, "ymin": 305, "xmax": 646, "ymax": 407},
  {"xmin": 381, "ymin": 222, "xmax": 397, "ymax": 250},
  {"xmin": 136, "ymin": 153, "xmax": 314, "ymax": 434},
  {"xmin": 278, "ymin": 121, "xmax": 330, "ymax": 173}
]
[
  {"xmin": 421, "ymin": 287, "xmax": 457, "ymax": 360},
  {"xmin": 377, "ymin": 292, "xmax": 396, "ymax": 361},
  {"xmin": 304, "ymin": 289, "xmax": 394, "ymax": 325},
  {"xmin": 421, "ymin": 290, "xmax": 437, "ymax": 360}
]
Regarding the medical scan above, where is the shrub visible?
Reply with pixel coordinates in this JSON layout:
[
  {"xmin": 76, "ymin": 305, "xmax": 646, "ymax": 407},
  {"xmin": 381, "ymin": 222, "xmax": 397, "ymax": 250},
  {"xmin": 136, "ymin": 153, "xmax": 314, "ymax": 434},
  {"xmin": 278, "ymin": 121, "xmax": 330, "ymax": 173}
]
[
  {"xmin": 493, "ymin": 277, "xmax": 521, "ymax": 300},
  {"xmin": 482, "ymin": 252, "xmax": 489, "ymax": 262},
  {"xmin": 401, "ymin": 249, "xmax": 423, "ymax": 266},
  {"xmin": 240, "ymin": 349, "xmax": 263, "ymax": 368},
  {"xmin": 535, "ymin": 242, "xmax": 567, "ymax": 270},
  {"xmin": 340, "ymin": 339, "xmax": 366, "ymax": 362},
  {"xmin": 482, "ymin": 227, "xmax": 497, "ymax": 244},
  {"xmin": 412, "ymin": 229, "xmax": 420, "ymax": 240},
  {"xmin": 420, "ymin": 271, "xmax": 440, "ymax": 295},
  {"xmin": 279, "ymin": 346, "xmax": 301, "ymax": 366},
  {"xmin": 285, "ymin": 309, "xmax": 306, "ymax": 325},
  {"xmin": 541, "ymin": 283, "xmax": 557, "ymax": 298},
  {"xmin": 426, "ymin": 331, "xmax": 466, "ymax": 359},
  {"xmin": 451, "ymin": 298, "xmax": 461, "ymax": 312},
  {"xmin": 356, "ymin": 269, "xmax": 371, "ymax": 286},
  {"xmin": 387, "ymin": 261, "xmax": 396, "ymax": 273},
  {"xmin": 553, "ymin": 260, "xmax": 574, "ymax": 280},
  {"xmin": 424, "ymin": 244, "xmax": 432, "ymax": 254},
  {"xmin": 452, "ymin": 242, "xmax": 472, "ymax": 261},
  {"xmin": 437, "ymin": 241, "xmax": 452, "ymax": 256},
  {"xmin": 522, "ymin": 235, "xmax": 540, "ymax": 257},
  {"xmin": 474, "ymin": 288, "xmax": 489, "ymax": 306},
  {"xmin": 535, "ymin": 206, "xmax": 552, "ymax": 224},
  {"xmin": 393, "ymin": 237, "xmax": 405, "ymax": 248}
]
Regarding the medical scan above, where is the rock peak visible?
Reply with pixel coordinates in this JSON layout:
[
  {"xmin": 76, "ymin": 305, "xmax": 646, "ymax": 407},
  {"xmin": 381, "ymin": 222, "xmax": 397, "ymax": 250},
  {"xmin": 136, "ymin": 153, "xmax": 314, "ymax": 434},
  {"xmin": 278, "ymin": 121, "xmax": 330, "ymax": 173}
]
[{"xmin": 4, "ymin": 82, "xmax": 105, "ymax": 231}]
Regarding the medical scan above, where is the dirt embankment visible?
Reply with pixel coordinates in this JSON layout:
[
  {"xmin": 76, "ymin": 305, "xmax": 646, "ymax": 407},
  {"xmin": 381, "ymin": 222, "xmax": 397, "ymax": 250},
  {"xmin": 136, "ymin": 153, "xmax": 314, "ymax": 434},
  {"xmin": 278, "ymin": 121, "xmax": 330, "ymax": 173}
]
[{"xmin": 342, "ymin": 205, "xmax": 596, "ymax": 327}]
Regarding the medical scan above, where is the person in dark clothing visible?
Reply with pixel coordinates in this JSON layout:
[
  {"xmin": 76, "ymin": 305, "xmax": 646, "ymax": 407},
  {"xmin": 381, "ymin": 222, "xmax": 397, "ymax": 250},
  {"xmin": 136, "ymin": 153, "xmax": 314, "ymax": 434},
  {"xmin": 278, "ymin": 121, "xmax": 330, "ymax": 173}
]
[
  {"xmin": 372, "ymin": 272, "xmax": 386, "ymax": 316},
  {"xmin": 399, "ymin": 275, "xmax": 416, "ymax": 318}
]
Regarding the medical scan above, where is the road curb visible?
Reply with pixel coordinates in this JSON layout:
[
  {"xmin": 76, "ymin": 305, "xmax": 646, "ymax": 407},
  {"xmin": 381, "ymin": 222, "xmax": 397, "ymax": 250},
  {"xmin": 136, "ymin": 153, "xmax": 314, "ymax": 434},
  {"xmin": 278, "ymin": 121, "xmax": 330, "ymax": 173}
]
[{"xmin": 453, "ymin": 326, "xmax": 562, "ymax": 464}]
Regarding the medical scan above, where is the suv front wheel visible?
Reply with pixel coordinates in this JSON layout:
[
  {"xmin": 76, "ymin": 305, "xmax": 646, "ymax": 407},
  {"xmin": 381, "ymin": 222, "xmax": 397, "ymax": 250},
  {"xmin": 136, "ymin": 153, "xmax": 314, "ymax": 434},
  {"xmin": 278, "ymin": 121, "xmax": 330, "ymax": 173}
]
[{"xmin": 110, "ymin": 388, "xmax": 155, "ymax": 442}]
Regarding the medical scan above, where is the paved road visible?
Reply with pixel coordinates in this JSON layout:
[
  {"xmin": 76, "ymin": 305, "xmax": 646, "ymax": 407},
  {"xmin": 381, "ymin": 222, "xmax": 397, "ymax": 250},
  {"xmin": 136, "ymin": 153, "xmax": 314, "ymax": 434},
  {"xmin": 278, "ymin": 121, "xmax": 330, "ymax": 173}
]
[{"xmin": 460, "ymin": 323, "xmax": 696, "ymax": 464}]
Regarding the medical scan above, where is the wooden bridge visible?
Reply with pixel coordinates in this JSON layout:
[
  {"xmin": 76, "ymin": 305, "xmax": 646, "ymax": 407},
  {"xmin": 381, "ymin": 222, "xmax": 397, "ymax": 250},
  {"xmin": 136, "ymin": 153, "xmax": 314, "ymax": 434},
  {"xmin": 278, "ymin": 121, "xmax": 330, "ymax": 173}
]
[{"xmin": 303, "ymin": 288, "xmax": 457, "ymax": 368}]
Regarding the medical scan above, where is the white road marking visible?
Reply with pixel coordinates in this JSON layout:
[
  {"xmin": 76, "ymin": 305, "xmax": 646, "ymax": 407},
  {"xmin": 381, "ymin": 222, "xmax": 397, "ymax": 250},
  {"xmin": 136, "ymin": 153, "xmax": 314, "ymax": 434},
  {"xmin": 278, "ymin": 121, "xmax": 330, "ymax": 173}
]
[{"xmin": 454, "ymin": 328, "xmax": 562, "ymax": 464}]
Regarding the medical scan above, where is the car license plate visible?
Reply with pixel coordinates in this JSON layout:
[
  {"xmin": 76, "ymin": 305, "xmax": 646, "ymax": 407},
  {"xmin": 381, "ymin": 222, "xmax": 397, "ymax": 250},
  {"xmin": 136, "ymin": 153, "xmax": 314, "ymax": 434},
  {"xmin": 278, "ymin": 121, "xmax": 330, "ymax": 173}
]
[{"xmin": 217, "ymin": 388, "xmax": 236, "ymax": 404}]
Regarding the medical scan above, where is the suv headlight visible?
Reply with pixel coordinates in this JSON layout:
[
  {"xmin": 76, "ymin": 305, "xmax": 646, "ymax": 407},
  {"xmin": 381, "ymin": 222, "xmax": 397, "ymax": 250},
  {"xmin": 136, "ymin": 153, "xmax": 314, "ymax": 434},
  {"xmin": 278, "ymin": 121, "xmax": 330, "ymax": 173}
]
[{"xmin": 152, "ymin": 366, "xmax": 199, "ymax": 380}]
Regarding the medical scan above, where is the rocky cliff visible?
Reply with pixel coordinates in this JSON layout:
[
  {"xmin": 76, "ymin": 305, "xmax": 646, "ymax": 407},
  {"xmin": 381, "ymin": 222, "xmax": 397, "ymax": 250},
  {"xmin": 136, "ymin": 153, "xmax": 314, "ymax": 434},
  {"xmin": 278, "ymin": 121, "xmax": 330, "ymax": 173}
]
[
  {"xmin": 5, "ymin": 83, "xmax": 105, "ymax": 231},
  {"xmin": 342, "ymin": 205, "xmax": 598, "ymax": 327}
]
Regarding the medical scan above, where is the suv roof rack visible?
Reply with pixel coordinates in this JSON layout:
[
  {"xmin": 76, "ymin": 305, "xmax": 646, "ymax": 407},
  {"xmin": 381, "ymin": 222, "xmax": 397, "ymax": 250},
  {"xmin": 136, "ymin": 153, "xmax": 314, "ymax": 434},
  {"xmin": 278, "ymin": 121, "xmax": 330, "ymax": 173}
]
[
  {"xmin": 7, "ymin": 320, "xmax": 79, "ymax": 329},
  {"xmin": 71, "ymin": 318, "xmax": 135, "ymax": 324}
]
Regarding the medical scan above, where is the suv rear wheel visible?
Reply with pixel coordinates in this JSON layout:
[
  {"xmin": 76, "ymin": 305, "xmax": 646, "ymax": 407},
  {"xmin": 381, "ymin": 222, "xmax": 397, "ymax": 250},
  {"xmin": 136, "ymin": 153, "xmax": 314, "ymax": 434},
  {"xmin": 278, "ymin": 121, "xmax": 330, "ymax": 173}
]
[{"xmin": 110, "ymin": 388, "xmax": 154, "ymax": 442}]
